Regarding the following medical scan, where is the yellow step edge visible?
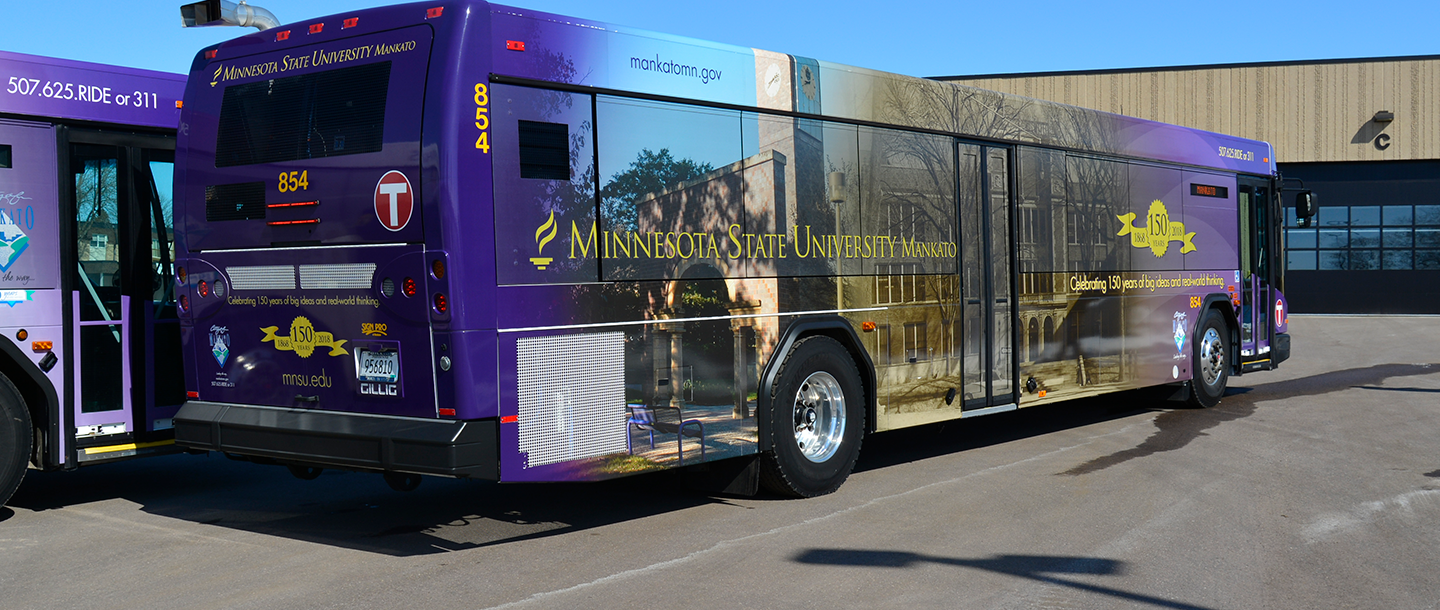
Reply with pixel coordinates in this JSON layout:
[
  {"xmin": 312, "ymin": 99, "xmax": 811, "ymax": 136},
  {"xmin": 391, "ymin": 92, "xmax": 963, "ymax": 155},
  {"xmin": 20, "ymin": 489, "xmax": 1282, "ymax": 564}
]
[{"xmin": 82, "ymin": 439, "xmax": 176, "ymax": 456}]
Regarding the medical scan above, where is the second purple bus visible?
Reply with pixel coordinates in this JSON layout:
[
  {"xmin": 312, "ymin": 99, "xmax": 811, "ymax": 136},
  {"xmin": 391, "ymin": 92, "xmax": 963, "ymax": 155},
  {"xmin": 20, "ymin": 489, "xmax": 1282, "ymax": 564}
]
[{"xmin": 171, "ymin": 1, "xmax": 1307, "ymax": 496}]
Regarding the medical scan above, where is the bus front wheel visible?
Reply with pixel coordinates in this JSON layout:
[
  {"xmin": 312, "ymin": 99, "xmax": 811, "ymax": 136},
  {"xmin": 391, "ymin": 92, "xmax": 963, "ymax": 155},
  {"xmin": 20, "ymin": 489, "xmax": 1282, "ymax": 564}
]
[
  {"xmin": 0, "ymin": 374, "xmax": 32, "ymax": 506},
  {"xmin": 1189, "ymin": 309, "xmax": 1230, "ymax": 408},
  {"xmin": 759, "ymin": 336, "xmax": 865, "ymax": 498}
]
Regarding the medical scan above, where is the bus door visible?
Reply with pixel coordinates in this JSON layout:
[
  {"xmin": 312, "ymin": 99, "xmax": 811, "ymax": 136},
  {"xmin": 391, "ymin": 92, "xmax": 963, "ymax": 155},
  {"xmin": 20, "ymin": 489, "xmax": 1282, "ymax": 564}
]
[
  {"xmin": 1236, "ymin": 176, "xmax": 1275, "ymax": 368},
  {"xmin": 65, "ymin": 131, "xmax": 182, "ymax": 458},
  {"xmin": 959, "ymin": 143, "xmax": 1016, "ymax": 409}
]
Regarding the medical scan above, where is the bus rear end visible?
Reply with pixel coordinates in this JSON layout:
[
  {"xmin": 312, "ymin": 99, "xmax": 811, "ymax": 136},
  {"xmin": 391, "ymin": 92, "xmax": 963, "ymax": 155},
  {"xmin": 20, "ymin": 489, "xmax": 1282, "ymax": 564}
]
[{"xmin": 172, "ymin": 5, "xmax": 496, "ymax": 480}]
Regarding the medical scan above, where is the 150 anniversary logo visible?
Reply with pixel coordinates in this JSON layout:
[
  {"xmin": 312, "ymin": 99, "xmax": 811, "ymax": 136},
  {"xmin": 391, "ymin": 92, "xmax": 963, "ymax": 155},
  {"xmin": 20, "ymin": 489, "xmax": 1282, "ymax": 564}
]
[
  {"xmin": 1117, "ymin": 200, "xmax": 1197, "ymax": 257},
  {"xmin": 261, "ymin": 316, "xmax": 348, "ymax": 358}
]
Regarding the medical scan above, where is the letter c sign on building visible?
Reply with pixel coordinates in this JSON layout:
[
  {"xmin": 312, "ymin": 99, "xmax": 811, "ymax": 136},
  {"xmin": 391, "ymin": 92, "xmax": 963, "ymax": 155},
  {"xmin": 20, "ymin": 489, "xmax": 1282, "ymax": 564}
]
[{"xmin": 374, "ymin": 170, "xmax": 414, "ymax": 231}]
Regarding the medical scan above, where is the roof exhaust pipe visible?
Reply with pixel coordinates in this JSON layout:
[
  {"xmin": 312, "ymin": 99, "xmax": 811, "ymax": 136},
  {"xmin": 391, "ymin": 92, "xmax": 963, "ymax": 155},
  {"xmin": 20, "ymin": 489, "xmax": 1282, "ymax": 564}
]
[{"xmin": 180, "ymin": 0, "xmax": 280, "ymax": 31}]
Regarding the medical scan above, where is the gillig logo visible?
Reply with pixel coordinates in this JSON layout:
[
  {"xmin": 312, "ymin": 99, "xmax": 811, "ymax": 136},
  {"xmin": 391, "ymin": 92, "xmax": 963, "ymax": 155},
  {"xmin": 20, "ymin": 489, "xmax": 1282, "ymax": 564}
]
[
  {"xmin": 261, "ymin": 316, "xmax": 349, "ymax": 358},
  {"xmin": 1117, "ymin": 200, "xmax": 1197, "ymax": 258},
  {"xmin": 531, "ymin": 211, "xmax": 557, "ymax": 270}
]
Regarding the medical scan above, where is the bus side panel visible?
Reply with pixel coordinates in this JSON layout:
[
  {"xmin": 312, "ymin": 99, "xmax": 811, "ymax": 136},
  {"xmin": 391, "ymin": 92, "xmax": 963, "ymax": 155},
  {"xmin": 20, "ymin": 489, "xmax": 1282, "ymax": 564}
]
[
  {"xmin": 1015, "ymin": 152, "xmax": 1243, "ymax": 405},
  {"xmin": 0, "ymin": 119, "xmax": 67, "ymax": 465}
]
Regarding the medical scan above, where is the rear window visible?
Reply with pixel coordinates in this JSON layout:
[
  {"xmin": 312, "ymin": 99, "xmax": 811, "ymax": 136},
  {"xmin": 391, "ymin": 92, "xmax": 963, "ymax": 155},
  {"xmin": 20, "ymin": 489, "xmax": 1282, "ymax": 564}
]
[{"xmin": 215, "ymin": 61, "xmax": 391, "ymax": 167}]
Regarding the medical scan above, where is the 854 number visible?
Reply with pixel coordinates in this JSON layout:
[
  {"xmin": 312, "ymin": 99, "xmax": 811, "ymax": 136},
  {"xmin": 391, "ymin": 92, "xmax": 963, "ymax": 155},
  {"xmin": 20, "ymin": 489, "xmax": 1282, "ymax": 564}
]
[{"xmin": 278, "ymin": 170, "xmax": 309, "ymax": 193}]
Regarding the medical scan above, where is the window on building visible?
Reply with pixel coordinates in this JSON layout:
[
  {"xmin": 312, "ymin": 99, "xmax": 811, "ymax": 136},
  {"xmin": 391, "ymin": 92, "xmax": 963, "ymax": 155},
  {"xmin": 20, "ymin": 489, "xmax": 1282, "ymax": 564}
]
[{"xmin": 1287, "ymin": 204, "xmax": 1440, "ymax": 271}]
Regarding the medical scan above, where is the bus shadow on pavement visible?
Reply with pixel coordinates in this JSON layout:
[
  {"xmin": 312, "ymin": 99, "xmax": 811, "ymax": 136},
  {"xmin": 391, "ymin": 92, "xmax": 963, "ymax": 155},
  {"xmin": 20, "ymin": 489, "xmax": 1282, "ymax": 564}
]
[
  {"xmin": 853, "ymin": 388, "xmax": 1169, "ymax": 475},
  {"xmin": 8, "ymin": 451, "xmax": 723, "ymax": 557},
  {"xmin": 793, "ymin": 549, "xmax": 1217, "ymax": 610}
]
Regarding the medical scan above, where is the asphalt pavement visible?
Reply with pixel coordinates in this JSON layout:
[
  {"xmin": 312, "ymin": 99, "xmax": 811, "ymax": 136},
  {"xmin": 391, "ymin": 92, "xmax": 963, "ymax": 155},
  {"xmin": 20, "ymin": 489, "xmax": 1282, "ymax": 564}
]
[{"xmin": 3, "ymin": 314, "xmax": 1438, "ymax": 610}]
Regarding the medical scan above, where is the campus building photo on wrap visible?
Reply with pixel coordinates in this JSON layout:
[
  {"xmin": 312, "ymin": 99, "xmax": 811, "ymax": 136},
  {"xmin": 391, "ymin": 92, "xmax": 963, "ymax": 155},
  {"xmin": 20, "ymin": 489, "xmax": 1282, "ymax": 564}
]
[{"xmin": 940, "ymin": 55, "xmax": 1440, "ymax": 313}]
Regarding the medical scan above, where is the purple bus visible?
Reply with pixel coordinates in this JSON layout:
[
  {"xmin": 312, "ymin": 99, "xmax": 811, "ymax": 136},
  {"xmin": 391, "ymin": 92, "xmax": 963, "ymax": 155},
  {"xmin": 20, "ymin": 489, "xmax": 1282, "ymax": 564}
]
[
  {"xmin": 171, "ymin": 1, "xmax": 1302, "ymax": 496},
  {"xmin": 0, "ymin": 51, "xmax": 186, "ymax": 505}
]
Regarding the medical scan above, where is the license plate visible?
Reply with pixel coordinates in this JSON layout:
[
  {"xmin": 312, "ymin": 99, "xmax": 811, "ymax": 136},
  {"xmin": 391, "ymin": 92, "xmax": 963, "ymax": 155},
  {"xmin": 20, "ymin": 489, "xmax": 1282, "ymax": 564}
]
[{"xmin": 356, "ymin": 349, "xmax": 399, "ymax": 383}]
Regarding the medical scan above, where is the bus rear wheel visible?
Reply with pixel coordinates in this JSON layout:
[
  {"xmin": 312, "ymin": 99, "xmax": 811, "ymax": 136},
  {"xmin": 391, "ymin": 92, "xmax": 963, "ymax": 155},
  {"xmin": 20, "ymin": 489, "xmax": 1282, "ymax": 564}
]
[
  {"xmin": 1189, "ymin": 309, "xmax": 1230, "ymax": 408},
  {"xmin": 759, "ymin": 336, "xmax": 864, "ymax": 498},
  {"xmin": 0, "ymin": 374, "xmax": 32, "ymax": 506}
]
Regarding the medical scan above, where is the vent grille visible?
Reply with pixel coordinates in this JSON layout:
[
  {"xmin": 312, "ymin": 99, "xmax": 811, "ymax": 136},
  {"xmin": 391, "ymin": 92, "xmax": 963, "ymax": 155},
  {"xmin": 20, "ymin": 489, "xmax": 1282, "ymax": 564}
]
[
  {"xmin": 205, "ymin": 182, "xmax": 266, "ymax": 222},
  {"xmin": 516, "ymin": 332, "xmax": 626, "ymax": 468},
  {"xmin": 226, "ymin": 265, "xmax": 296, "ymax": 291},
  {"xmin": 299, "ymin": 263, "xmax": 376, "ymax": 289}
]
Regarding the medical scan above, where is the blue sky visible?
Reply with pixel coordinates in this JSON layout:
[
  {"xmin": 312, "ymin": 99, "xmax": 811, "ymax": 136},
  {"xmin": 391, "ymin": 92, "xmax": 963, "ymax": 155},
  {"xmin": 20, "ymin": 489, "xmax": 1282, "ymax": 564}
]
[{"xmin": 3, "ymin": 1, "xmax": 1438, "ymax": 78}]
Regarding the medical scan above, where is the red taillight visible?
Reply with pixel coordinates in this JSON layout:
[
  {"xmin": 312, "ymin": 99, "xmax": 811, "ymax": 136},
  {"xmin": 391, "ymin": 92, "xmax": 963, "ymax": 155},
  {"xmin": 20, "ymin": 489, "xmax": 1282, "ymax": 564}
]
[
  {"xmin": 343, "ymin": 17, "xmax": 359, "ymax": 28},
  {"xmin": 433, "ymin": 293, "xmax": 448, "ymax": 313},
  {"xmin": 439, "ymin": 408, "xmax": 456, "ymax": 417},
  {"xmin": 431, "ymin": 259, "xmax": 445, "ymax": 279},
  {"xmin": 276, "ymin": 30, "xmax": 291, "ymax": 41},
  {"xmin": 204, "ymin": 49, "xmax": 217, "ymax": 59},
  {"xmin": 187, "ymin": 391, "xmax": 200, "ymax": 399},
  {"xmin": 308, "ymin": 23, "xmax": 324, "ymax": 34},
  {"xmin": 179, "ymin": 294, "xmax": 189, "ymax": 311},
  {"xmin": 199, "ymin": 280, "xmax": 210, "ymax": 298},
  {"xmin": 506, "ymin": 40, "xmax": 526, "ymax": 51},
  {"xmin": 402, "ymin": 277, "xmax": 417, "ymax": 297},
  {"xmin": 266, "ymin": 200, "xmax": 319, "ymax": 209},
  {"xmin": 426, "ymin": 6, "xmax": 444, "ymax": 18}
]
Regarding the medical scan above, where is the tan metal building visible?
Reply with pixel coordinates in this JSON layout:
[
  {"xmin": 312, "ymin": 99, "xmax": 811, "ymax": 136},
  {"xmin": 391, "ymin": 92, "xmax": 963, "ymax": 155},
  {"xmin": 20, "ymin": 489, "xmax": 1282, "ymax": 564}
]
[{"xmin": 940, "ymin": 56, "xmax": 1440, "ymax": 313}]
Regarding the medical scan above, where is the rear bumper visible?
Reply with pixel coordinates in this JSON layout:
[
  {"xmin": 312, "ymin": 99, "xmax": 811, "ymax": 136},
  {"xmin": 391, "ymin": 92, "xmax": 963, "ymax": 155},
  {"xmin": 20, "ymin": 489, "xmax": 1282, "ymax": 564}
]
[{"xmin": 174, "ymin": 401, "xmax": 498, "ymax": 479}]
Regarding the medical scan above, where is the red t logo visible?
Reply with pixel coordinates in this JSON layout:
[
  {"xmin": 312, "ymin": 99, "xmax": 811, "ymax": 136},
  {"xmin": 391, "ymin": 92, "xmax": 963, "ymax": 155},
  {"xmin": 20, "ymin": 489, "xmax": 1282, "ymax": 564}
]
[{"xmin": 374, "ymin": 171, "xmax": 414, "ymax": 231}]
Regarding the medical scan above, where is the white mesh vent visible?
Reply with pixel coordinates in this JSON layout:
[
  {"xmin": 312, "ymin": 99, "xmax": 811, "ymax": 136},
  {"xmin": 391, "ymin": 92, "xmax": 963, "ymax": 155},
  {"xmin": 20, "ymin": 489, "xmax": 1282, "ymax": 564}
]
[
  {"xmin": 299, "ymin": 263, "xmax": 377, "ymax": 289},
  {"xmin": 517, "ymin": 332, "xmax": 626, "ymax": 468},
  {"xmin": 225, "ymin": 265, "xmax": 296, "ymax": 290}
]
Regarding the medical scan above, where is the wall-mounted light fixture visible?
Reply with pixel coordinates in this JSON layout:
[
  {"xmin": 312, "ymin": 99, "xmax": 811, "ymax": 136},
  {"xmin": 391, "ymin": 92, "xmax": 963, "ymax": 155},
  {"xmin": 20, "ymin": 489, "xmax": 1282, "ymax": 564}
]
[{"xmin": 1373, "ymin": 110, "xmax": 1395, "ymax": 122}]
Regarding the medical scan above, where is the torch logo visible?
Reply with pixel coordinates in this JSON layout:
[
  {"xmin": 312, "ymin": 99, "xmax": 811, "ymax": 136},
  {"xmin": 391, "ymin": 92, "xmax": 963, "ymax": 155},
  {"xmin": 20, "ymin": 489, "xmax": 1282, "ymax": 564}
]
[{"xmin": 531, "ymin": 211, "xmax": 557, "ymax": 270}]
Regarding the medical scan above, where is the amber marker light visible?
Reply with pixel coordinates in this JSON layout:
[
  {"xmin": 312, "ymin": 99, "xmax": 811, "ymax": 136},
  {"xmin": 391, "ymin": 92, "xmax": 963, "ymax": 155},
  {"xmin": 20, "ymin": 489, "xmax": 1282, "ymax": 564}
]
[
  {"xmin": 178, "ymin": 267, "xmax": 187, "ymax": 284},
  {"xmin": 15, "ymin": 329, "xmax": 26, "ymax": 341},
  {"xmin": 431, "ymin": 259, "xmax": 446, "ymax": 279},
  {"xmin": 861, "ymin": 321, "xmax": 877, "ymax": 332},
  {"xmin": 32, "ymin": 341, "xmax": 53, "ymax": 352}
]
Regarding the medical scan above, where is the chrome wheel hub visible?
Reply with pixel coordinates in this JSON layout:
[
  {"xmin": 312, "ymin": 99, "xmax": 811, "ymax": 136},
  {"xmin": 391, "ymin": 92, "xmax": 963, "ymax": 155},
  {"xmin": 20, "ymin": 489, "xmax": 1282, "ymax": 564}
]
[
  {"xmin": 1198, "ymin": 327, "xmax": 1225, "ymax": 386},
  {"xmin": 793, "ymin": 371, "xmax": 846, "ymax": 463}
]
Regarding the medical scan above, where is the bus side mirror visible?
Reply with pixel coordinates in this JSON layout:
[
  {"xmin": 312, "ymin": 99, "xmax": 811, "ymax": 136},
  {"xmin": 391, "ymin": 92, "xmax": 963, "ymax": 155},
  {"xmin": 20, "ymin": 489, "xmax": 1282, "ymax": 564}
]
[{"xmin": 1294, "ymin": 190, "xmax": 1316, "ymax": 228}]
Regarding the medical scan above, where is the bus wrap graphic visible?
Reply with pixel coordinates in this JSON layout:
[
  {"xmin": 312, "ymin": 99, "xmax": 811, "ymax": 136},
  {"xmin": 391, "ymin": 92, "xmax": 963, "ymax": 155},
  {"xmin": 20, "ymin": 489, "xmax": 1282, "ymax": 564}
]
[
  {"xmin": 1116, "ymin": 200, "xmax": 1197, "ymax": 257},
  {"xmin": 260, "ymin": 316, "xmax": 349, "ymax": 358},
  {"xmin": 0, "ymin": 208, "xmax": 29, "ymax": 272}
]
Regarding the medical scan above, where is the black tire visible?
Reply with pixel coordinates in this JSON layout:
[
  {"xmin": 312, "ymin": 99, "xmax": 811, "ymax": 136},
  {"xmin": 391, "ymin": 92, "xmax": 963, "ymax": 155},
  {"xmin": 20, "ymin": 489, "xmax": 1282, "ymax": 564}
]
[
  {"xmin": 287, "ymin": 464, "xmax": 323, "ymax": 480},
  {"xmin": 1189, "ymin": 308, "xmax": 1230, "ymax": 408},
  {"xmin": 759, "ymin": 336, "xmax": 865, "ymax": 498},
  {"xmin": 383, "ymin": 472, "xmax": 422, "ymax": 492},
  {"xmin": 1, "ymin": 374, "xmax": 33, "ymax": 507}
]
